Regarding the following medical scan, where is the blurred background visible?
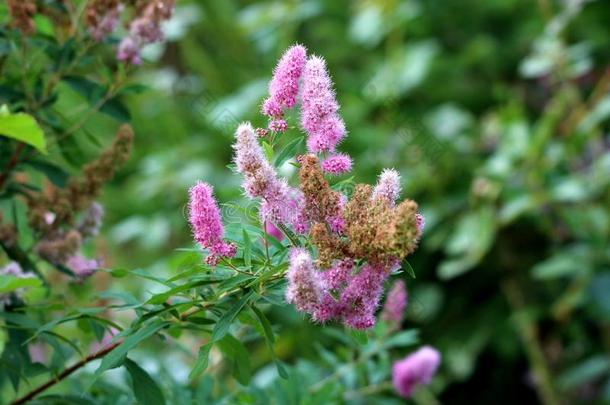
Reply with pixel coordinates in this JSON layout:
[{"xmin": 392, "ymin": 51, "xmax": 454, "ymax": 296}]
[{"xmin": 75, "ymin": 0, "xmax": 610, "ymax": 402}]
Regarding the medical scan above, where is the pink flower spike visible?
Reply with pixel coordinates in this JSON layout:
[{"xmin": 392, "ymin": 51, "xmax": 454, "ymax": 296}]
[
  {"xmin": 372, "ymin": 168, "xmax": 401, "ymax": 205},
  {"xmin": 392, "ymin": 346, "xmax": 441, "ymax": 398},
  {"xmin": 381, "ymin": 279, "xmax": 407, "ymax": 328},
  {"xmin": 188, "ymin": 181, "xmax": 235, "ymax": 265},
  {"xmin": 285, "ymin": 248, "xmax": 324, "ymax": 314},
  {"xmin": 264, "ymin": 44, "xmax": 307, "ymax": 115},
  {"xmin": 340, "ymin": 263, "xmax": 389, "ymax": 329},
  {"xmin": 300, "ymin": 55, "xmax": 347, "ymax": 154},
  {"xmin": 321, "ymin": 153, "xmax": 352, "ymax": 175}
]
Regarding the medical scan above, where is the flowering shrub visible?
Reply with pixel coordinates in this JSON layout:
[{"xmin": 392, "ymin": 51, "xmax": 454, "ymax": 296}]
[{"xmin": 0, "ymin": 2, "xmax": 438, "ymax": 400}]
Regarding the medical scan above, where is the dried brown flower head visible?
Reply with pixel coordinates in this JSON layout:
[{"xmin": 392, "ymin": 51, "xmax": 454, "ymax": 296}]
[
  {"xmin": 298, "ymin": 154, "xmax": 342, "ymax": 223},
  {"xmin": 34, "ymin": 229, "xmax": 82, "ymax": 265},
  {"xmin": 7, "ymin": 0, "xmax": 37, "ymax": 34},
  {"xmin": 310, "ymin": 222, "xmax": 347, "ymax": 268},
  {"xmin": 27, "ymin": 125, "xmax": 134, "ymax": 234},
  {"xmin": 309, "ymin": 182, "xmax": 420, "ymax": 268}
]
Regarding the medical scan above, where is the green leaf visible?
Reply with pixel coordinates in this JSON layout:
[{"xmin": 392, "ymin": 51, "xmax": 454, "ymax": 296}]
[
  {"xmin": 0, "ymin": 275, "xmax": 42, "ymax": 294},
  {"xmin": 146, "ymin": 279, "xmax": 224, "ymax": 305},
  {"xmin": 189, "ymin": 342, "xmax": 212, "ymax": 380},
  {"xmin": 251, "ymin": 305, "xmax": 286, "ymax": 378},
  {"xmin": 274, "ymin": 137, "xmax": 303, "ymax": 168},
  {"xmin": 558, "ymin": 356, "xmax": 610, "ymax": 390},
  {"xmin": 381, "ymin": 329, "xmax": 419, "ymax": 350},
  {"xmin": 242, "ymin": 229, "xmax": 252, "ymax": 268},
  {"xmin": 94, "ymin": 321, "xmax": 168, "ymax": 377},
  {"xmin": 401, "ymin": 260, "xmax": 416, "ymax": 279},
  {"xmin": 347, "ymin": 329, "xmax": 368, "ymax": 345},
  {"xmin": 251, "ymin": 305, "xmax": 275, "ymax": 344},
  {"xmin": 124, "ymin": 358, "xmax": 167, "ymax": 405},
  {"xmin": 531, "ymin": 251, "xmax": 587, "ymax": 280},
  {"xmin": 0, "ymin": 105, "xmax": 47, "ymax": 154},
  {"xmin": 262, "ymin": 141, "xmax": 274, "ymax": 162},
  {"xmin": 211, "ymin": 291, "xmax": 254, "ymax": 342},
  {"xmin": 217, "ymin": 334, "xmax": 252, "ymax": 385}
]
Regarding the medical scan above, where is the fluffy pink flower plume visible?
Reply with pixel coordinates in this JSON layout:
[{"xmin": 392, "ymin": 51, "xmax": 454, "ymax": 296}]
[
  {"xmin": 233, "ymin": 123, "xmax": 309, "ymax": 234},
  {"xmin": 285, "ymin": 249, "xmax": 324, "ymax": 314},
  {"xmin": 262, "ymin": 44, "xmax": 307, "ymax": 132},
  {"xmin": 188, "ymin": 181, "xmax": 236, "ymax": 266},
  {"xmin": 392, "ymin": 346, "xmax": 441, "ymax": 398},
  {"xmin": 381, "ymin": 279, "xmax": 407, "ymax": 328},
  {"xmin": 300, "ymin": 56, "xmax": 347, "ymax": 155},
  {"xmin": 285, "ymin": 255, "xmax": 391, "ymax": 329},
  {"xmin": 66, "ymin": 255, "xmax": 100, "ymax": 279},
  {"xmin": 372, "ymin": 168, "xmax": 401, "ymax": 205},
  {"xmin": 339, "ymin": 264, "xmax": 389, "ymax": 329},
  {"xmin": 321, "ymin": 153, "xmax": 352, "ymax": 175}
]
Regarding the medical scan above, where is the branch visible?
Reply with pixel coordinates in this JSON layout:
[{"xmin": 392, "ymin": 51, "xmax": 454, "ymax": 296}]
[
  {"xmin": 0, "ymin": 143, "xmax": 25, "ymax": 191},
  {"xmin": 10, "ymin": 341, "xmax": 121, "ymax": 405}
]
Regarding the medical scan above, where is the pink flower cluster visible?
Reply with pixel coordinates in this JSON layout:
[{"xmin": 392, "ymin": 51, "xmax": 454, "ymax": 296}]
[
  {"xmin": 285, "ymin": 251, "xmax": 390, "ymax": 330},
  {"xmin": 66, "ymin": 254, "xmax": 101, "ymax": 279},
  {"xmin": 392, "ymin": 346, "xmax": 441, "ymax": 398},
  {"xmin": 230, "ymin": 45, "xmax": 424, "ymax": 329},
  {"xmin": 233, "ymin": 123, "xmax": 309, "ymax": 234},
  {"xmin": 188, "ymin": 182, "xmax": 236, "ymax": 266},
  {"xmin": 259, "ymin": 45, "xmax": 352, "ymax": 176}
]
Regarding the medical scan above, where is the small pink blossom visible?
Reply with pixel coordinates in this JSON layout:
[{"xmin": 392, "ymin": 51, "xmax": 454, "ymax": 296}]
[
  {"xmin": 269, "ymin": 119, "xmax": 288, "ymax": 133},
  {"xmin": 90, "ymin": 4, "xmax": 123, "ymax": 41},
  {"xmin": 117, "ymin": 36, "xmax": 141, "ymax": 65},
  {"xmin": 372, "ymin": 168, "xmax": 401, "ymax": 205},
  {"xmin": 66, "ymin": 254, "xmax": 100, "ymax": 279},
  {"xmin": 392, "ymin": 346, "xmax": 441, "ymax": 398},
  {"xmin": 321, "ymin": 153, "xmax": 352, "ymax": 175}
]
